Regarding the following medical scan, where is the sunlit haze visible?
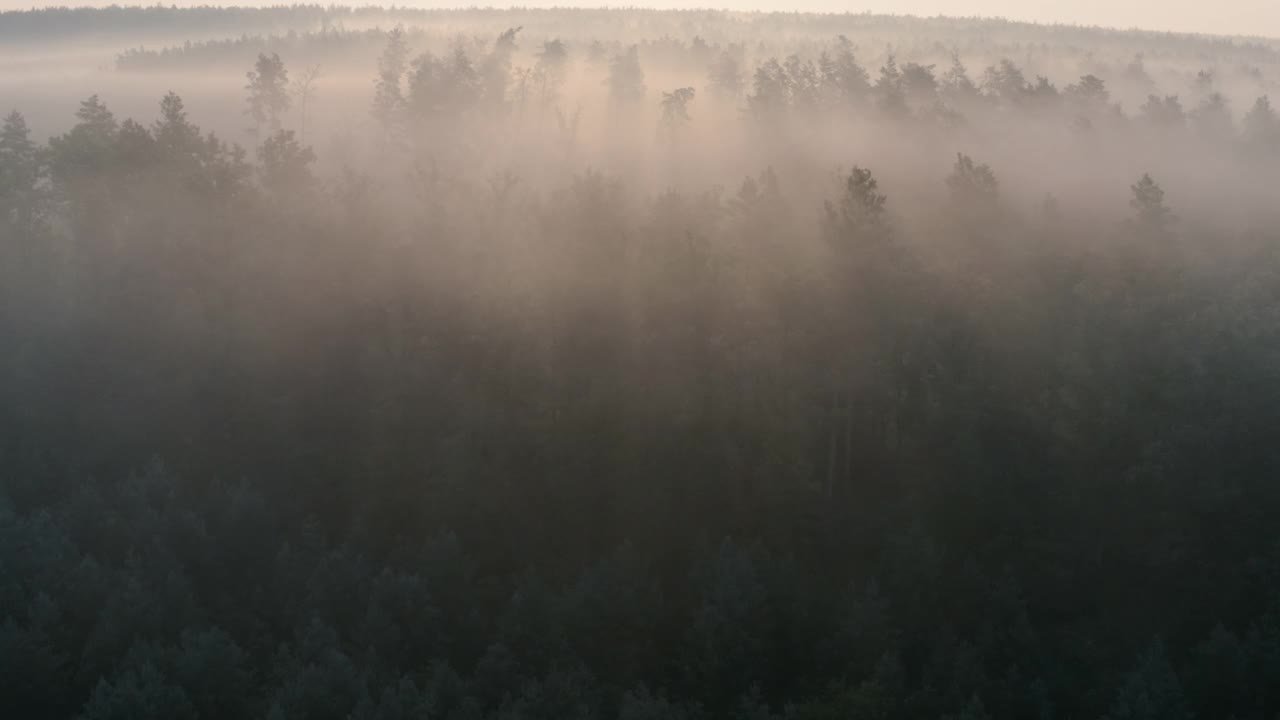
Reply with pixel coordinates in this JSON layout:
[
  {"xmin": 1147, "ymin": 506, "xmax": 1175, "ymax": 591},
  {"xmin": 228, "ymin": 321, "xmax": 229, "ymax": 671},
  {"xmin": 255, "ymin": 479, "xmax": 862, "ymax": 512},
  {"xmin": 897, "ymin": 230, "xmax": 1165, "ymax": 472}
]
[{"xmin": 2, "ymin": 1, "xmax": 1277, "ymax": 38}]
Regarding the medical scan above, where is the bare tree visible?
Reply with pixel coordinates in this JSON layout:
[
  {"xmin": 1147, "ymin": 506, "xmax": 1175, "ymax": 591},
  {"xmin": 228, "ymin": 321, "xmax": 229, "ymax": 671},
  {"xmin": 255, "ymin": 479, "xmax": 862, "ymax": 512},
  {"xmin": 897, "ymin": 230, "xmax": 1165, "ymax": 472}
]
[{"xmin": 291, "ymin": 64, "xmax": 322, "ymax": 142}]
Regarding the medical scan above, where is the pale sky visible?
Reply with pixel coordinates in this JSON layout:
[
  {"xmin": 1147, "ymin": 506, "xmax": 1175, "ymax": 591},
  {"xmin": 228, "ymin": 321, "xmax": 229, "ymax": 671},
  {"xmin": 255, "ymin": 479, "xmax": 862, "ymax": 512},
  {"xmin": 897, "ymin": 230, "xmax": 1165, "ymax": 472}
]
[
  {"xmin": 2, "ymin": 1, "xmax": 1278, "ymax": 40},
  {"xmin": 752, "ymin": 1, "xmax": 1280, "ymax": 38}
]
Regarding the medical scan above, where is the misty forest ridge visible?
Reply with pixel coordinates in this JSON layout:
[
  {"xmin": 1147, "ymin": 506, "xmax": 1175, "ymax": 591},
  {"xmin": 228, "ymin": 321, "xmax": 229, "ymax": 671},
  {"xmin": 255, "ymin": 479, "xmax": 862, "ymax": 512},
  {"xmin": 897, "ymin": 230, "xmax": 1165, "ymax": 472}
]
[{"xmin": 3, "ymin": 5, "xmax": 1280, "ymax": 720}]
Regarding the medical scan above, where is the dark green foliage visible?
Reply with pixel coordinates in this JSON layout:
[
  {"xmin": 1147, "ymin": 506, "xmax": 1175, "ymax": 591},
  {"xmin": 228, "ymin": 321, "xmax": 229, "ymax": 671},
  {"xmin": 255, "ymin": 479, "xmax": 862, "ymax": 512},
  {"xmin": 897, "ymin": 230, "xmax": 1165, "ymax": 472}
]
[
  {"xmin": 80, "ymin": 664, "xmax": 198, "ymax": 720},
  {"xmin": 620, "ymin": 687, "xmax": 703, "ymax": 720},
  {"xmin": 1107, "ymin": 641, "xmax": 1193, "ymax": 720}
]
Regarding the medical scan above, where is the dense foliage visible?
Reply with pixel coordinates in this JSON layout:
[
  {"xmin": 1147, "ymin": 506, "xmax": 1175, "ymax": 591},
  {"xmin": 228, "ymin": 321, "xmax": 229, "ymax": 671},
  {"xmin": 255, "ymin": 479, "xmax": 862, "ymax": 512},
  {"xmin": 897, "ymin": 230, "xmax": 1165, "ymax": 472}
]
[{"xmin": 4, "ymin": 7, "xmax": 1280, "ymax": 720}]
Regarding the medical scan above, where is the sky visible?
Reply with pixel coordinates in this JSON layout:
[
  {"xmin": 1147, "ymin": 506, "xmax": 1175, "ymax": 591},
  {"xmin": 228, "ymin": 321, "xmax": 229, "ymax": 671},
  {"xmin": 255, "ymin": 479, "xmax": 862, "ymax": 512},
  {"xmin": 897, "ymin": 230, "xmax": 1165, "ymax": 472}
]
[
  {"xmin": 1, "ymin": 1, "xmax": 1277, "ymax": 40},
  {"xmin": 763, "ymin": 1, "xmax": 1280, "ymax": 38}
]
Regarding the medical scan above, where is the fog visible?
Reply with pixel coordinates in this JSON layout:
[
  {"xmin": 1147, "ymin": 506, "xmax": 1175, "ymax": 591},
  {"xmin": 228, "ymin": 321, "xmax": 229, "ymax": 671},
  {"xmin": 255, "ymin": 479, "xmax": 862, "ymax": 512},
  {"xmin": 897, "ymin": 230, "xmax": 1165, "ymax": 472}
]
[
  {"xmin": 2, "ymin": 0, "xmax": 1278, "ymax": 37},
  {"xmin": 5, "ymin": 5, "xmax": 1280, "ymax": 720},
  {"xmin": 5, "ymin": 5, "xmax": 1279, "ymax": 221}
]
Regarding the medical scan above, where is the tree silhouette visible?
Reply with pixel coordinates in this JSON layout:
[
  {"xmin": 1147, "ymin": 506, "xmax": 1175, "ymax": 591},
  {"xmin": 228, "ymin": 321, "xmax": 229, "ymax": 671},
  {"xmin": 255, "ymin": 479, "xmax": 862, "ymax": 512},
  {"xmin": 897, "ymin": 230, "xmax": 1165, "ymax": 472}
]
[
  {"xmin": 941, "ymin": 53, "xmax": 980, "ymax": 106},
  {"xmin": 607, "ymin": 46, "xmax": 646, "ymax": 106},
  {"xmin": 1066, "ymin": 74, "xmax": 1111, "ymax": 114},
  {"xmin": 709, "ymin": 49, "xmax": 745, "ymax": 102},
  {"xmin": 1190, "ymin": 93, "xmax": 1233, "ymax": 141},
  {"xmin": 825, "ymin": 166, "xmax": 890, "ymax": 246},
  {"xmin": 946, "ymin": 153, "xmax": 1000, "ymax": 224},
  {"xmin": 1130, "ymin": 173, "xmax": 1176, "ymax": 237},
  {"xmin": 875, "ymin": 54, "xmax": 908, "ymax": 118},
  {"xmin": 536, "ymin": 39, "xmax": 569, "ymax": 87},
  {"xmin": 245, "ymin": 52, "xmax": 290, "ymax": 136},
  {"xmin": 48, "ymin": 95, "xmax": 118, "ymax": 184},
  {"xmin": 658, "ymin": 87, "xmax": 695, "ymax": 142},
  {"xmin": 372, "ymin": 28, "xmax": 409, "ymax": 143},
  {"xmin": 481, "ymin": 26, "xmax": 521, "ymax": 108},
  {"xmin": 1243, "ymin": 96, "xmax": 1280, "ymax": 152},
  {"xmin": 153, "ymin": 92, "xmax": 199, "ymax": 160},
  {"xmin": 1124, "ymin": 53, "xmax": 1155, "ymax": 89},
  {"xmin": 406, "ymin": 47, "xmax": 481, "ymax": 125},
  {"xmin": 747, "ymin": 58, "xmax": 790, "ymax": 124},
  {"xmin": 257, "ymin": 128, "xmax": 314, "ymax": 194},
  {"xmin": 982, "ymin": 59, "xmax": 1029, "ymax": 104},
  {"xmin": 1107, "ymin": 641, "xmax": 1193, "ymax": 720},
  {"xmin": 820, "ymin": 37, "xmax": 870, "ymax": 108},
  {"xmin": 1140, "ymin": 95, "xmax": 1185, "ymax": 128},
  {"xmin": 900, "ymin": 62, "xmax": 938, "ymax": 109},
  {"xmin": 0, "ymin": 110, "xmax": 40, "ymax": 233}
]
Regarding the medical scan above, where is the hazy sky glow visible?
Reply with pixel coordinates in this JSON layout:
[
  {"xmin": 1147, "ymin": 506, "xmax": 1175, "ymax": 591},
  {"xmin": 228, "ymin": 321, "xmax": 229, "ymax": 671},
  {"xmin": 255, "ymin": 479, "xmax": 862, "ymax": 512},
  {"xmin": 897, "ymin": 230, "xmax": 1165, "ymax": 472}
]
[
  {"xmin": 6, "ymin": 1, "xmax": 1277, "ymax": 40},
  {"xmin": 789, "ymin": 0, "xmax": 1278, "ymax": 38}
]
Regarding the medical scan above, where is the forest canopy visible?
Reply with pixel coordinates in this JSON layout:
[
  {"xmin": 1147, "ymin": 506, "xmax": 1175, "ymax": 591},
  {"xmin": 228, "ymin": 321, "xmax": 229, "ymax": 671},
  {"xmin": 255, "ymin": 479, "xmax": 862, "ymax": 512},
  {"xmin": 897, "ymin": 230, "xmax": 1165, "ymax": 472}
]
[{"xmin": 4, "ymin": 5, "xmax": 1280, "ymax": 720}]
